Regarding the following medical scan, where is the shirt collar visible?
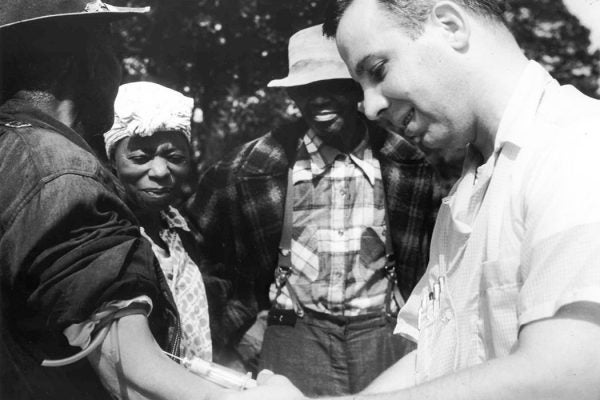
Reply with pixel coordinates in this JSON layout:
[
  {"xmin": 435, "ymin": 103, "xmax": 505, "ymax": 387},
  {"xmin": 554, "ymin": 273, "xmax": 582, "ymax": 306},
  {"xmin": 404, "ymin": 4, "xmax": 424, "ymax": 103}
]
[
  {"xmin": 457, "ymin": 61, "xmax": 555, "ymax": 189},
  {"xmin": 494, "ymin": 60, "xmax": 556, "ymax": 153},
  {"xmin": 0, "ymin": 99, "xmax": 96, "ymax": 155},
  {"xmin": 299, "ymin": 126, "xmax": 378, "ymax": 185},
  {"xmin": 160, "ymin": 206, "xmax": 191, "ymax": 232}
]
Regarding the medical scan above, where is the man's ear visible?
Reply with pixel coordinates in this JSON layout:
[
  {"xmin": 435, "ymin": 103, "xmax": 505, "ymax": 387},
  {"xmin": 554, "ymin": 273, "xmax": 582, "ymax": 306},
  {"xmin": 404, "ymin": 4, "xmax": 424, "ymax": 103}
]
[
  {"xmin": 108, "ymin": 157, "xmax": 118, "ymax": 176},
  {"xmin": 430, "ymin": 1, "xmax": 470, "ymax": 51},
  {"xmin": 107, "ymin": 146, "xmax": 119, "ymax": 174}
]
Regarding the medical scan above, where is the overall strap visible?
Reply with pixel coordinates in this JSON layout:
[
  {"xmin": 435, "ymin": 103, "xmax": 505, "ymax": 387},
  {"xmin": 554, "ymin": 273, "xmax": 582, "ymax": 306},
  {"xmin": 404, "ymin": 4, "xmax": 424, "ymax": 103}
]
[
  {"xmin": 273, "ymin": 160, "xmax": 305, "ymax": 317},
  {"xmin": 382, "ymin": 195, "xmax": 404, "ymax": 317}
]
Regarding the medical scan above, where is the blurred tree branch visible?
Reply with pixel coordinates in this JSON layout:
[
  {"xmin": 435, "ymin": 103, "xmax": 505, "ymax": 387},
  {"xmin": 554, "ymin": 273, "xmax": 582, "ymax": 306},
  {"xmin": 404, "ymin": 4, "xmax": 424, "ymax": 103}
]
[{"xmin": 111, "ymin": 0, "xmax": 600, "ymax": 184}]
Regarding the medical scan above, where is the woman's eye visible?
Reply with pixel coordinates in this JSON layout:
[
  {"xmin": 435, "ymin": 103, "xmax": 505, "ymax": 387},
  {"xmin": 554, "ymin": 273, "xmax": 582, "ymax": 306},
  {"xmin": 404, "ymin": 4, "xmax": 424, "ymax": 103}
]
[
  {"xmin": 167, "ymin": 154, "xmax": 187, "ymax": 164},
  {"xmin": 128, "ymin": 154, "xmax": 149, "ymax": 164}
]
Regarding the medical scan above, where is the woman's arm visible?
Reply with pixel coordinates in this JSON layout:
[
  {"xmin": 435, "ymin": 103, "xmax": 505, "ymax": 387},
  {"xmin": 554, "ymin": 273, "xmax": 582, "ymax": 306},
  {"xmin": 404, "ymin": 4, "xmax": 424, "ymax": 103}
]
[{"xmin": 88, "ymin": 313, "xmax": 230, "ymax": 400}]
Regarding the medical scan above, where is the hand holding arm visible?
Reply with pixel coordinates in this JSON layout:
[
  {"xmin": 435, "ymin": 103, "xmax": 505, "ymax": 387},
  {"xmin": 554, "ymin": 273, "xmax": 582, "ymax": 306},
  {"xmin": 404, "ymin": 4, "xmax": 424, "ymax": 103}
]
[
  {"xmin": 324, "ymin": 302, "xmax": 600, "ymax": 400},
  {"xmin": 232, "ymin": 370, "xmax": 306, "ymax": 400}
]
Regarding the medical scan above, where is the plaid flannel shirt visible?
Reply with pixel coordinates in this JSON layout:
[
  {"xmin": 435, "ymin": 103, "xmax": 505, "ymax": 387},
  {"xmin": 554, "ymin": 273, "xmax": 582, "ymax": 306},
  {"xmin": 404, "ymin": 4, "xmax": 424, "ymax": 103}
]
[
  {"xmin": 187, "ymin": 118, "xmax": 439, "ymax": 347},
  {"xmin": 270, "ymin": 129, "xmax": 393, "ymax": 315}
]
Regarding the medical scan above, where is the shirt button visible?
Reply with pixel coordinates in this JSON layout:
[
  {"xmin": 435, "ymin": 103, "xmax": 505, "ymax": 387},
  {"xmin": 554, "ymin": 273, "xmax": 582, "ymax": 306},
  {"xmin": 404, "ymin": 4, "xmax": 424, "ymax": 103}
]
[
  {"xmin": 338, "ymin": 230, "xmax": 344, "ymax": 237},
  {"xmin": 340, "ymin": 189, "xmax": 346, "ymax": 197}
]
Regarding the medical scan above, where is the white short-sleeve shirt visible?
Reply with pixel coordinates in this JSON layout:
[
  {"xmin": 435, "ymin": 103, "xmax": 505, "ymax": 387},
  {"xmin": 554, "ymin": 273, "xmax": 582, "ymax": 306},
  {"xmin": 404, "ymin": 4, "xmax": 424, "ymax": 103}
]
[{"xmin": 395, "ymin": 61, "xmax": 600, "ymax": 384}]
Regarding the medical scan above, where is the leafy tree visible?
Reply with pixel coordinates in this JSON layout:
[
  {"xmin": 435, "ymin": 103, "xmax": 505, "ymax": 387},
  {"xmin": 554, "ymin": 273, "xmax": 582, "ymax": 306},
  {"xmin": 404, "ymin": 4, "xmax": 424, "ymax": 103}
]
[
  {"xmin": 114, "ymin": 1, "xmax": 327, "ymax": 168},
  {"xmin": 112, "ymin": 0, "xmax": 600, "ymax": 180},
  {"xmin": 504, "ymin": 0, "xmax": 600, "ymax": 97}
]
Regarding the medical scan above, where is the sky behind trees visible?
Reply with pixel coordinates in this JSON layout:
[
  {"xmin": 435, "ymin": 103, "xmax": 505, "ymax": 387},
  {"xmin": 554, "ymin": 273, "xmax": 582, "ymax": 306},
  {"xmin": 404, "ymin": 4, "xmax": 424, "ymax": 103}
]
[{"xmin": 563, "ymin": 0, "xmax": 600, "ymax": 50}]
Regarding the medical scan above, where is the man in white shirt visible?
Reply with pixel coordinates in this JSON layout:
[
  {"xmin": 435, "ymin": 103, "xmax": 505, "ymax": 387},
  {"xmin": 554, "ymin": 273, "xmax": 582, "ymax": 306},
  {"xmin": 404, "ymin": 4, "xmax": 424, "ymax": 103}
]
[{"xmin": 241, "ymin": 1, "xmax": 600, "ymax": 399}]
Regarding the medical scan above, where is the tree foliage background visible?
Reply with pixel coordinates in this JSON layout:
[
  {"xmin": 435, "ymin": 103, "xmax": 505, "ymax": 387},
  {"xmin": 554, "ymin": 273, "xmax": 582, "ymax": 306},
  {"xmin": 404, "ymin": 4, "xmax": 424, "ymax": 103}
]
[{"xmin": 112, "ymin": 0, "xmax": 600, "ymax": 182}]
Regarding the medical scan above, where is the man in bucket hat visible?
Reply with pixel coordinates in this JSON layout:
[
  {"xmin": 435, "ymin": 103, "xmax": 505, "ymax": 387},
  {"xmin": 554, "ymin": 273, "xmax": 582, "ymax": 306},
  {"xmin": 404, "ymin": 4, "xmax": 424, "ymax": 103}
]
[
  {"xmin": 188, "ymin": 24, "xmax": 438, "ymax": 396},
  {"xmin": 0, "ymin": 2, "xmax": 257, "ymax": 399}
]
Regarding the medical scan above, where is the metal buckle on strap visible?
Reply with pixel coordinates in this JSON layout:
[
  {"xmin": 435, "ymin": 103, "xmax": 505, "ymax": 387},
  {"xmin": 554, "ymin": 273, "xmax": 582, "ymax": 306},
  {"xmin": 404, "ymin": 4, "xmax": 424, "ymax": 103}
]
[
  {"xmin": 383, "ymin": 254, "xmax": 399, "ymax": 318},
  {"xmin": 279, "ymin": 248, "xmax": 291, "ymax": 257},
  {"xmin": 274, "ymin": 265, "xmax": 292, "ymax": 289},
  {"xmin": 384, "ymin": 253, "xmax": 397, "ymax": 280},
  {"xmin": 276, "ymin": 247, "xmax": 292, "ymax": 288},
  {"xmin": 273, "ymin": 264, "xmax": 304, "ymax": 318},
  {"xmin": 1, "ymin": 120, "xmax": 32, "ymax": 128}
]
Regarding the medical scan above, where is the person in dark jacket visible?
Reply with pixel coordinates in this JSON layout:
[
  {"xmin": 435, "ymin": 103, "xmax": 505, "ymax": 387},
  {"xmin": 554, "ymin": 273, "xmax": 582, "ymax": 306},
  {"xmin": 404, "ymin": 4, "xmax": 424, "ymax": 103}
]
[
  {"xmin": 0, "ymin": 2, "xmax": 252, "ymax": 399},
  {"xmin": 187, "ymin": 24, "xmax": 439, "ymax": 396}
]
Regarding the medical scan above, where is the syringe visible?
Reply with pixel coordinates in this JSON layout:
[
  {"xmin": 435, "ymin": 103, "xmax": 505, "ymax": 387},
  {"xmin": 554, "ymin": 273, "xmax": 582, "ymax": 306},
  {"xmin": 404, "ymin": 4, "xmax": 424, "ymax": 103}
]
[{"xmin": 166, "ymin": 352, "xmax": 257, "ymax": 391}]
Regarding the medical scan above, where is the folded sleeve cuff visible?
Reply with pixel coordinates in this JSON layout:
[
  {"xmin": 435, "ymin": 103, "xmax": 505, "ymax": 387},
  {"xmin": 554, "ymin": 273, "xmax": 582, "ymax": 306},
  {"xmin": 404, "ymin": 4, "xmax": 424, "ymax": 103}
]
[{"xmin": 63, "ymin": 295, "xmax": 153, "ymax": 349}]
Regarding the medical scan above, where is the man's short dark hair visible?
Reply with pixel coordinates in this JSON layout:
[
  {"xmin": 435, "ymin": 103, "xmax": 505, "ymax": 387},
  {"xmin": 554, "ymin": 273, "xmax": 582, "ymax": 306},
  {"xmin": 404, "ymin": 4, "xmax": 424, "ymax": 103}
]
[
  {"xmin": 0, "ymin": 21, "xmax": 90, "ymax": 101},
  {"xmin": 0, "ymin": 20, "xmax": 120, "ymax": 153},
  {"xmin": 323, "ymin": 0, "xmax": 505, "ymax": 38}
]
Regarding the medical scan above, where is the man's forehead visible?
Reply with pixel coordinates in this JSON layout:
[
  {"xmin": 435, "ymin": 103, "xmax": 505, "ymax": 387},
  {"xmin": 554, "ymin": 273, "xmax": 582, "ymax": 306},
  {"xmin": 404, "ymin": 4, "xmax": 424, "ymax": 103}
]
[
  {"xmin": 336, "ymin": 0, "xmax": 386, "ymax": 74},
  {"xmin": 336, "ymin": 0, "xmax": 373, "ymax": 38}
]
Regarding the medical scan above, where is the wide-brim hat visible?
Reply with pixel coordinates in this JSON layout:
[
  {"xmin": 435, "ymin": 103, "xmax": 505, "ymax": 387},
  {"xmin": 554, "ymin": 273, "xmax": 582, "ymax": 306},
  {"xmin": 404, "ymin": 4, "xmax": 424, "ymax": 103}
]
[
  {"xmin": 0, "ymin": 0, "xmax": 150, "ymax": 30},
  {"xmin": 268, "ymin": 23, "xmax": 351, "ymax": 88}
]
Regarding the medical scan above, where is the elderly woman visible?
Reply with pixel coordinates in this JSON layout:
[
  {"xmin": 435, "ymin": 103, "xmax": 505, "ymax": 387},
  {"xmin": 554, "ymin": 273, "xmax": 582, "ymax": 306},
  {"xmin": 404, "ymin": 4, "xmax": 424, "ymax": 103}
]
[{"xmin": 103, "ymin": 81, "xmax": 211, "ymax": 362}]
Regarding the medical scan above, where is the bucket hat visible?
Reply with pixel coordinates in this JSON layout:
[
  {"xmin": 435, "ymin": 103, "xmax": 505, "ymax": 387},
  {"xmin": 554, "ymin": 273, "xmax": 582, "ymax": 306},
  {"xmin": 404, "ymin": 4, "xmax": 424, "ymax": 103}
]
[
  {"xmin": 268, "ymin": 23, "xmax": 351, "ymax": 88},
  {"xmin": 0, "ymin": 0, "xmax": 149, "ymax": 30}
]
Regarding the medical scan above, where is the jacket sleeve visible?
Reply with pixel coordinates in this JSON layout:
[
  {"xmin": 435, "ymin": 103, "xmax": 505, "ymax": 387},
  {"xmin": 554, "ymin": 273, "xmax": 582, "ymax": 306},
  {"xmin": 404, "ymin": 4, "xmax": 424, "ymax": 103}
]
[
  {"xmin": 186, "ymin": 164, "xmax": 258, "ymax": 351},
  {"xmin": 1, "ymin": 174, "xmax": 167, "ymax": 359}
]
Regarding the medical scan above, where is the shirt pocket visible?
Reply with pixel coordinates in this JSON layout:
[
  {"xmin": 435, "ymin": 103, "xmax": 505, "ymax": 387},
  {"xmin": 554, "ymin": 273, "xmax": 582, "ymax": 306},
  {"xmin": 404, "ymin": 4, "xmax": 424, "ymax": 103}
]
[
  {"xmin": 479, "ymin": 256, "xmax": 521, "ymax": 358},
  {"xmin": 415, "ymin": 279, "xmax": 459, "ymax": 383},
  {"xmin": 357, "ymin": 226, "xmax": 386, "ymax": 280}
]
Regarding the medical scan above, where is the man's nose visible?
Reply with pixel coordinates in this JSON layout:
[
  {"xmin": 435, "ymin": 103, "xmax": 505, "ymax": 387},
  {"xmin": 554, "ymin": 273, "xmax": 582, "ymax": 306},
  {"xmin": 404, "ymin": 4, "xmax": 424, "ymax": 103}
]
[
  {"xmin": 362, "ymin": 87, "xmax": 388, "ymax": 121},
  {"xmin": 148, "ymin": 157, "xmax": 169, "ymax": 179}
]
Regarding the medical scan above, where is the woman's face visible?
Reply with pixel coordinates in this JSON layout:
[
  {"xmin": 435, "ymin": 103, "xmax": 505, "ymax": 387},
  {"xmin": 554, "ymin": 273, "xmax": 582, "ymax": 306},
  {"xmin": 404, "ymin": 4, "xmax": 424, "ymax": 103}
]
[{"xmin": 113, "ymin": 131, "xmax": 191, "ymax": 211}]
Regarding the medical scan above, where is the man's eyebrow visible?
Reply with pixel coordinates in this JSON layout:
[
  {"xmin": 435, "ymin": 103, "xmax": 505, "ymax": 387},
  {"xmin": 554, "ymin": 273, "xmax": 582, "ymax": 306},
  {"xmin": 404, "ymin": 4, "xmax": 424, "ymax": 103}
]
[{"xmin": 355, "ymin": 54, "xmax": 377, "ymax": 77}]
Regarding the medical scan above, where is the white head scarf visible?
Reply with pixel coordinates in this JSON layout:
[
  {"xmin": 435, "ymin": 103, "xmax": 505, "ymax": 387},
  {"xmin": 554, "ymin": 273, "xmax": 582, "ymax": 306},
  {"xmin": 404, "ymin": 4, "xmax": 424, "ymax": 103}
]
[{"xmin": 103, "ymin": 81, "xmax": 194, "ymax": 158}]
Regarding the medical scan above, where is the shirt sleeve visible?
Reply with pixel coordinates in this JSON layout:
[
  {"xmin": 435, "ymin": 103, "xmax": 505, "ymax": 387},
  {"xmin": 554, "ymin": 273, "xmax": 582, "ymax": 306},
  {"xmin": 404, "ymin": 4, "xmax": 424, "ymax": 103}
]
[
  {"xmin": 63, "ymin": 296, "xmax": 153, "ymax": 349},
  {"xmin": 2, "ymin": 173, "xmax": 165, "ymax": 358},
  {"xmin": 518, "ymin": 131, "xmax": 600, "ymax": 326}
]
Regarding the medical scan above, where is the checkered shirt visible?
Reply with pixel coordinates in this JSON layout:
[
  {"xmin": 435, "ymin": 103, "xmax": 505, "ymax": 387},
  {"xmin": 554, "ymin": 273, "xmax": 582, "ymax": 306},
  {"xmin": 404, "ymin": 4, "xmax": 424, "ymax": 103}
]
[
  {"xmin": 141, "ymin": 207, "xmax": 212, "ymax": 361},
  {"xmin": 269, "ymin": 129, "xmax": 396, "ymax": 316},
  {"xmin": 188, "ymin": 118, "xmax": 439, "ymax": 345}
]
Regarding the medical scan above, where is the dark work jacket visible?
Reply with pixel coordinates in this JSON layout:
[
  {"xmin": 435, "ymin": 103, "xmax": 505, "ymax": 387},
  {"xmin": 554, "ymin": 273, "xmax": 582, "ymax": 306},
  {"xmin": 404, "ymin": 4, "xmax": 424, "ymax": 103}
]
[
  {"xmin": 187, "ymin": 118, "xmax": 439, "ymax": 350},
  {"xmin": 0, "ymin": 102, "xmax": 179, "ymax": 400}
]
